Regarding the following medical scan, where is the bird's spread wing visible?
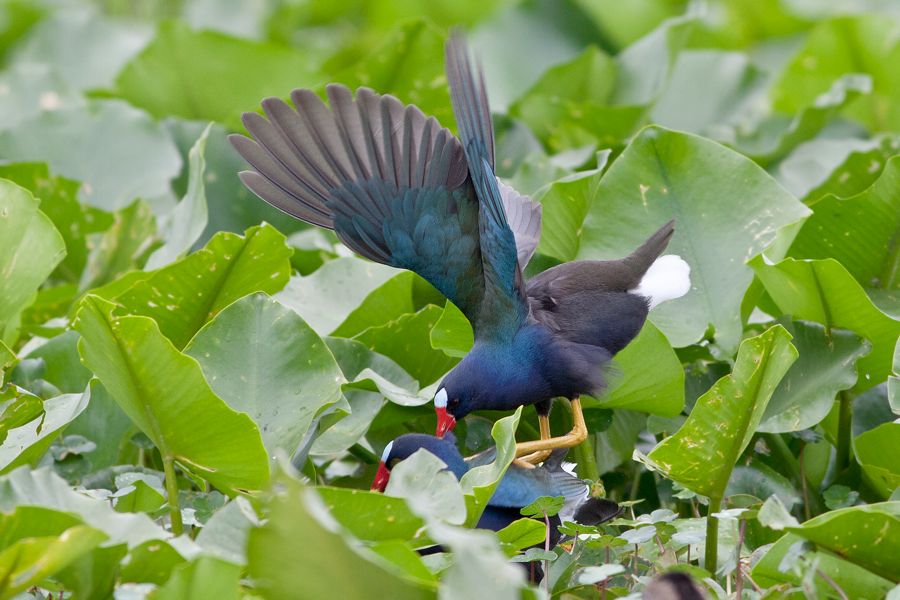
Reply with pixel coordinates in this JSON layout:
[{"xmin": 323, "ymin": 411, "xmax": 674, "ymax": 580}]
[
  {"xmin": 446, "ymin": 33, "xmax": 530, "ymax": 339},
  {"xmin": 230, "ymin": 84, "xmax": 489, "ymax": 321},
  {"xmin": 498, "ymin": 179, "xmax": 542, "ymax": 269},
  {"xmin": 466, "ymin": 448, "xmax": 587, "ymax": 510}
]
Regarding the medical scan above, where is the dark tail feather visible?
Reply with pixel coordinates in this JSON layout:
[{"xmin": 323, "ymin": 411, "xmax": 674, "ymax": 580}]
[
  {"xmin": 573, "ymin": 497, "xmax": 623, "ymax": 526},
  {"xmin": 542, "ymin": 447, "xmax": 570, "ymax": 470},
  {"xmin": 623, "ymin": 219, "xmax": 675, "ymax": 276}
]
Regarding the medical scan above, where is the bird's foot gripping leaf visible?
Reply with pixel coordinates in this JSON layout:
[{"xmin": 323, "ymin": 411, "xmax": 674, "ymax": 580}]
[{"xmin": 514, "ymin": 398, "xmax": 588, "ymax": 464}]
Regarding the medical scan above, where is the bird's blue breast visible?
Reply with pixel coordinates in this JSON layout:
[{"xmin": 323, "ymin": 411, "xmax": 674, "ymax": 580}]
[{"xmin": 459, "ymin": 325, "xmax": 555, "ymax": 411}]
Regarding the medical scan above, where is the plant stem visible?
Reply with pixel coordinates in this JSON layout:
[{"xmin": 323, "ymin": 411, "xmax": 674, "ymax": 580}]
[
  {"xmin": 735, "ymin": 519, "xmax": 746, "ymax": 599},
  {"xmin": 799, "ymin": 444, "xmax": 811, "ymax": 521},
  {"xmin": 704, "ymin": 496, "xmax": 722, "ymax": 576},
  {"xmin": 817, "ymin": 569, "xmax": 849, "ymax": 600},
  {"xmin": 835, "ymin": 391, "xmax": 853, "ymax": 474},
  {"xmin": 765, "ymin": 433, "xmax": 823, "ymax": 517},
  {"xmin": 629, "ymin": 466, "xmax": 642, "ymax": 501},
  {"xmin": 763, "ymin": 433, "xmax": 802, "ymax": 482},
  {"xmin": 163, "ymin": 457, "xmax": 183, "ymax": 536},
  {"xmin": 348, "ymin": 443, "xmax": 378, "ymax": 464},
  {"xmin": 543, "ymin": 511, "xmax": 551, "ymax": 595},
  {"xmin": 574, "ymin": 430, "xmax": 599, "ymax": 482}
]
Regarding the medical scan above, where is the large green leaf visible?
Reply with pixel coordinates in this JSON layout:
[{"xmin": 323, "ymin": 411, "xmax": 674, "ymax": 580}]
[
  {"xmin": 759, "ymin": 321, "xmax": 869, "ymax": 433},
  {"xmin": 751, "ymin": 256, "xmax": 900, "ymax": 391},
  {"xmin": 0, "ymin": 179, "xmax": 65, "ymax": 339},
  {"xmin": 855, "ymin": 423, "xmax": 900, "ymax": 498},
  {"xmin": 752, "ymin": 531, "xmax": 895, "ymax": 599},
  {"xmin": 74, "ymin": 295, "xmax": 269, "ymax": 494},
  {"xmin": 113, "ymin": 21, "xmax": 321, "ymax": 128},
  {"xmin": 115, "ymin": 224, "xmax": 292, "ymax": 349},
  {"xmin": 317, "ymin": 487, "xmax": 425, "ymax": 543},
  {"xmin": 0, "ymin": 100, "xmax": 182, "ymax": 211},
  {"xmin": 534, "ymin": 165, "xmax": 605, "ymax": 263},
  {"xmin": 577, "ymin": 127, "xmax": 810, "ymax": 350},
  {"xmin": 789, "ymin": 502, "xmax": 900, "ymax": 581},
  {"xmin": 274, "ymin": 257, "xmax": 411, "ymax": 337},
  {"xmin": 646, "ymin": 325, "xmax": 797, "ymax": 498},
  {"xmin": 0, "ymin": 389, "xmax": 88, "ymax": 474},
  {"xmin": 0, "ymin": 524, "xmax": 106, "ymax": 599},
  {"xmin": 594, "ymin": 321, "xmax": 684, "ymax": 416},
  {"xmin": 247, "ymin": 475, "xmax": 435, "ymax": 599},
  {"xmin": 771, "ymin": 14, "xmax": 900, "ymax": 132},
  {"xmin": 326, "ymin": 337, "xmax": 426, "ymax": 407},
  {"xmin": 429, "ymin": 302, "xmax": 474, "ymax": 359},
  {"xmin": 790, "ymin": 155, "xmax": 900, "ymax": 290},
  {"xmin": 354, "ymin": 305, "xmax": 457, "ymax": 387},
  {"xmin": 185, "ymin": 294, "xmax": 344, "ymax": 458}
]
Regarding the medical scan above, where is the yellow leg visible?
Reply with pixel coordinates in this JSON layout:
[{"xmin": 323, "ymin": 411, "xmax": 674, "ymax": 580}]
[
  {"xmin": 514, "ymin": 398, "xmax": 588, "ymax": 459},
  {"xmin": 518, "ymin": 413, "xmax": 553, "ymax": 464}
]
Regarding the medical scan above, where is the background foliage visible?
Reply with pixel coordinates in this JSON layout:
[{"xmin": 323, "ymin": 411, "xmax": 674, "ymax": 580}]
[{"xmin": 1, "ymin": 0, "xmax": 900, "ymax": 598}]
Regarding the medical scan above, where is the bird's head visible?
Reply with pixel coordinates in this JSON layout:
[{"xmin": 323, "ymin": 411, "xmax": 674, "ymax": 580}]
[
  {"xmin": 433, "ymin": 351, "xmax": 503, "ymax": 436},
  {"xmin": 433, "ymin": 372, "xmax": 483, "ymax": 437},
  {"xmin": 370, "ymin": 434, "xmax": 462, "ymax": 492}
]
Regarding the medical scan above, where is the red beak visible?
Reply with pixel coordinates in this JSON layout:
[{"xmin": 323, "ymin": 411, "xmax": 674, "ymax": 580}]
[
  {"xmin": 370, "ymin": 461, "xmax": 390, "ymax": 492},
  {"xmin": 435, "ymin": 406, "xmax": 457, "ymax": 437}
]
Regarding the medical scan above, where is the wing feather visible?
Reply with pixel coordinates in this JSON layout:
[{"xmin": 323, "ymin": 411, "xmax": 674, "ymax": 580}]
[{"xmin": 231, "ymin": 85, "xmax": 487, "ymax": 321}]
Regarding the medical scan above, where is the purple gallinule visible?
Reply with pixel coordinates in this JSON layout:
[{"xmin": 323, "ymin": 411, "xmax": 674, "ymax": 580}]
[{"xmin": 230, "ymin": 33, "xmax": 689, "ymax": 463}]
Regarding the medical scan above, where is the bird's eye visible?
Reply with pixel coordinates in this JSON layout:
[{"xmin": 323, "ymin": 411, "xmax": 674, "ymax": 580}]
[{"xmin": 449, "ymin": 398, "xmax": 460, "ymax": 408}]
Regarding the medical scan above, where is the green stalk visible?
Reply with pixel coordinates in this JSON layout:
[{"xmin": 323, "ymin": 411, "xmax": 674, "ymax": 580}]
[
  {"xmin": 163, "ymin": 457, "xmax": 184, "ymax": 536},
  {"xmin": 574, "ymin": 436, "xmax": 599, "ymax": 482},
  {"xmin": 835, "ymin": 391, "xmax": 853, "ymax": 474},
  {"xmin": 705, "ymin": 496, "xmax": 722, "ymax": 575},
  {"xmin": 765, "ymin": 433, "xmax": 823, "ymax": 517},
  {"xmin": 569, "ymin": 400, "xmax": 599, "ymax": 481},
  {"xmin": 349, "ymin": 443, "xmax": 379, "ymax": 464},
  {"xmin": 543, "ymin": 511, "xmax": 551, "ymax": 595}
]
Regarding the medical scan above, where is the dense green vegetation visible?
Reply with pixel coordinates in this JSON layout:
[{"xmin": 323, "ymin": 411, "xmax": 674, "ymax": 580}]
[{"xmin": 1, "ymin": 0, "xmax": 899, "ymax": 598}]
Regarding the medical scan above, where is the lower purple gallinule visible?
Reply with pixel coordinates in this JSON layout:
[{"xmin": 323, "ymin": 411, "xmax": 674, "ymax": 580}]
[{"xmin": 370, "ymin": 433, "xmax": 621, "ymax": 527}]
